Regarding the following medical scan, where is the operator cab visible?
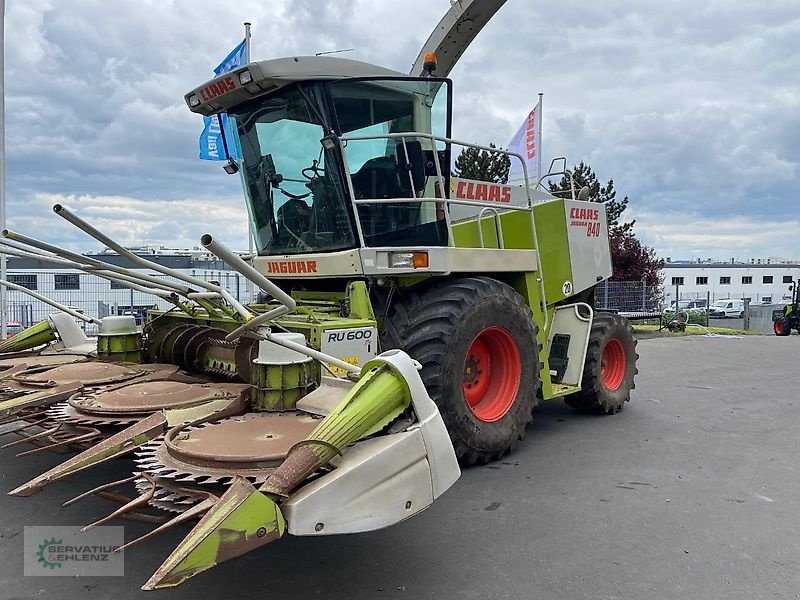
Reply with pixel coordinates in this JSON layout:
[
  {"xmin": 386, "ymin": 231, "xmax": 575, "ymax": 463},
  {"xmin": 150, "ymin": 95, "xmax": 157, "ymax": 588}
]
[{"xmin": 187, "ymin": 57, "xmax": 452, "ymax": 256}]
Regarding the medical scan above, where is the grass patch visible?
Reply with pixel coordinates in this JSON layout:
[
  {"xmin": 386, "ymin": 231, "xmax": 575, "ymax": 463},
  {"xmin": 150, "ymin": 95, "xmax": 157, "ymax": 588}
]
[{"xmin": 632, "ymin": 324, "xmax": 762, "ymax": 337}]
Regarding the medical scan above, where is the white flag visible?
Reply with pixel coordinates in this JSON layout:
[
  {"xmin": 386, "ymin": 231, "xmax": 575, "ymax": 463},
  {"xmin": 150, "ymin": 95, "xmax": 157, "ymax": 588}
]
[{"xmin": 507, "ymin": 101, "xmax": 541, "ymax": 184}]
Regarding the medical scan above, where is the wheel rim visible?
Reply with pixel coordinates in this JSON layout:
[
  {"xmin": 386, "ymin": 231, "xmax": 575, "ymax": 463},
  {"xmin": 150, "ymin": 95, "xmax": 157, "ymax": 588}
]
[
  {"xmin": 601, "ymin": 339, "xmax": 626, "ymax": 391},
  {"xmin": 775, "ymin": 320, "xmax": 784, "ymax": 335},
  {"xmin": 462, "ymin": 327, "xmax": 521, "ymax": 422}
]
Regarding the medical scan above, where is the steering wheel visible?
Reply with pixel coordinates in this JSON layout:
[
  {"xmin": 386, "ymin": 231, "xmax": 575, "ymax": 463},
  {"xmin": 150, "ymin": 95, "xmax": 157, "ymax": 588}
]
[{"xmin": 301, "ymin": 159, "xmax": 325, "ymax": 181}]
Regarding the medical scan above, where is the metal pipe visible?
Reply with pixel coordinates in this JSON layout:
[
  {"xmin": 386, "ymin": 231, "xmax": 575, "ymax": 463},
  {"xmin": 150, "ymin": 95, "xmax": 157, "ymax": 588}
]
[
  {"xmin": 52, "ymin": 205, "xmax": 222, "ymax": 294},
  {"xmin": 2, "ymin": 229, "xmax": 190, "ymax": 294},
  {"xmin": 0, "ymin": 244, "xmax": 177, "ymax": 301},
  {"xmin": 0, "ymin": 243, "xmax": 75, "ymax": 266},
  {"xmin": 200, "ymin": 234, "xmax": 296, "ymax": 310},
  {"xmin": 0, "ymin": 279, "xmax": 101, "ymax": 325},
  {"xmin": 0, "ymin": 238, "xmax": 58, "ymax": 258},
  {"xmin": 260, "ymin": 330, "xmax": 360, "ymax": 375},
  {"xmin": 224, "ymin": 305, "xmax": 292, "ymax": 342}
]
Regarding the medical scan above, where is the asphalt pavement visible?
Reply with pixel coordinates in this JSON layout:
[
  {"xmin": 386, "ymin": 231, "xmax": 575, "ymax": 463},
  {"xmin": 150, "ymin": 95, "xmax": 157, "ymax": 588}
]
[{"xmin": 1, "ymin": 334, "xmax": 798, "ymax": 599}]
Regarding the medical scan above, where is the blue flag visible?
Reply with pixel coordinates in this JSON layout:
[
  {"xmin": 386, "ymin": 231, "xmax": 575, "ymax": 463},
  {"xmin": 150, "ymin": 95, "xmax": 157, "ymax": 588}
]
[{"xmin": 199, "ymin": 39, "xmax": 247, "ymax": 161}]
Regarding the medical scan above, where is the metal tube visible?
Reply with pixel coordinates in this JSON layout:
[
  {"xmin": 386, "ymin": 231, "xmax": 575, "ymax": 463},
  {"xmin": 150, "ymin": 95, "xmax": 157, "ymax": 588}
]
[
  {"xmin": 353, "ymin": 196, "xmax": 530, "ymax": 210},
  {"xmin": 217, "ymin": 287, "xmax": 252, "ymax": 320},
  {"xmin": 0, "ymin": 240, "xmax": 179, "ymax": 301},
  {"xmin": 52, "ymin": 205, "xmax": 220, "ymax": 294},
  {"xmin": 200, "ymin": 234, "xmax": 296, "ymax": 310},
  {"xmin": 260, "ymin": 330, "xmax": 360, "ymax": 375},
  {"xmin": 224, "ymin": 305, "xmax": 292, "ymax": 342},
  {"xmin": 0, "ymin": 238, "xmax": 58, "ymax": 258},
  {"xmin": 0, "ymin": 279, "xmax": 101, "ymax": 325},
  {"xmin": 2, "ymin": 229, "xmax": 190, "ymax": 294}
]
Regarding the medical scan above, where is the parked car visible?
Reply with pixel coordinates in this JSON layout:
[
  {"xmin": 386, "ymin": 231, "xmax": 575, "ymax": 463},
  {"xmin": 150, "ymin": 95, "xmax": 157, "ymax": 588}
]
[
  {"xmin": 708, "ymin": 299, "xmax": 745, "ymax": 318},
  {"xmin": 5, "ymin": 321, "xmax": 24, "ymax": 337},
  {"xmin": 662, "ymin": 299, "xmax": 708, "ymax": 315}
]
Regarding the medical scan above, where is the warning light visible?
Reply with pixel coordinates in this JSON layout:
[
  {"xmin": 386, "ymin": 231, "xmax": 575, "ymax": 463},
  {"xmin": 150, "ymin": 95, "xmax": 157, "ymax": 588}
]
[{"xmin": 423, "ymin": 52, "xmax": 438, "ymax": 76}]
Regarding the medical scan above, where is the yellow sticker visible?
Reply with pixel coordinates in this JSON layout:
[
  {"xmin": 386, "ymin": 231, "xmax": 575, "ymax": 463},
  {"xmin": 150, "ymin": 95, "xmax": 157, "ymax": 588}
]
[{"xmin": 328, "ymin": 356, "xmax": 359, "ymax": 376}]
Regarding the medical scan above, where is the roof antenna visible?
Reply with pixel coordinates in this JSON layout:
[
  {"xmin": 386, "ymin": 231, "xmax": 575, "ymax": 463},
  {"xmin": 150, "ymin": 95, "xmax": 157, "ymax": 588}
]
[{"xmin": 315, "ymin": 48, "xmax": 355, "ymax": 56}]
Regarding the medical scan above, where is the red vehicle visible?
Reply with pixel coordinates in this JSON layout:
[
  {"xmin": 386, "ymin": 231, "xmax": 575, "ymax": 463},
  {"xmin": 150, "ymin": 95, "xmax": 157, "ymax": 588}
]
[{"xmin": 5, "ymin": 321, "xmax": 25, "ymax": 337}]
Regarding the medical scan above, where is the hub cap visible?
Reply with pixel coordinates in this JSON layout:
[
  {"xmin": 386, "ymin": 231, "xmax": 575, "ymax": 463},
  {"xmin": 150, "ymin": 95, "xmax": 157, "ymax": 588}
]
[
  {"xmin": 601, "ymin": 339, "xmax": 626, "ymax": 391},
  {"xmin": 462, "ymin": 327, "xmax": 521, "ymax": 422}
]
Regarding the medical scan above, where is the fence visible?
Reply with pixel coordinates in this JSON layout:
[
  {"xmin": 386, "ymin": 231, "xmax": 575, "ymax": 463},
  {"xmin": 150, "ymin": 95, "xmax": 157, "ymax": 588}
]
[
  {"xmin": 595, "ymin": 279, "xmax": 661, "ymax": 317},
  {"xmin": 4, "ymin": 270, "xmax": 254, "ymax": 335}
]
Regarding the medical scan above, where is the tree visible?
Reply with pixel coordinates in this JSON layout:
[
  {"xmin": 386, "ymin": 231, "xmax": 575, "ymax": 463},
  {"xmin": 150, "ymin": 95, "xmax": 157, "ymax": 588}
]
[
  {"xmin": 548, "ymin": 161, "xmax": 634, "ymax": 234},
  {"xmin": 454, "ymin": 143, "xmax": 511, "ymax": 183},
  {"xmin": 609, "ymin": 229, "xmax": 664, "ymax": 290},
  {"xmin": 549, "ymin": 162, "xmax": 663, "ymax": 295}
]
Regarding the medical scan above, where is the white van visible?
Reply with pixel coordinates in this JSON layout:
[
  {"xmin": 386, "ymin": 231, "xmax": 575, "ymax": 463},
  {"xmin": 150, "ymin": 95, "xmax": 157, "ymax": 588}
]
[{"xmin": 708, "ymin": 299, "xmax": 744, "ymax": 318}]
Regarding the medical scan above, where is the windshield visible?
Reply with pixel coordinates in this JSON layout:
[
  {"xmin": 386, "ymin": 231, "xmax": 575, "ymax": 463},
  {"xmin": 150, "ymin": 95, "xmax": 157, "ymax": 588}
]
[
  {"xmin": 228, "ymin": 84, "xmax": 356, "ymax": 255},
  {"xmin": 331, "ymin": 78, "xmax": 451, "ymax": 248},
  {"xmin": 711, "ymin": 300, "xmax": 730, "ymax": 307}
]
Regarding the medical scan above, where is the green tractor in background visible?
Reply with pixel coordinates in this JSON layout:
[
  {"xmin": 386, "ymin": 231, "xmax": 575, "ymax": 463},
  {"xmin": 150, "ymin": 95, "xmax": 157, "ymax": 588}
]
[{"xmin": 774, "ymin": 278, "xmax": 799, "ymax": 336}]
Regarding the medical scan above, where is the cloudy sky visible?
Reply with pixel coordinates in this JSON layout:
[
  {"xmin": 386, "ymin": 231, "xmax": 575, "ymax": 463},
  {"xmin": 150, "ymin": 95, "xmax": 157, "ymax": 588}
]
[{"xmin": 4, "ymin": 0, "xmax": 799, "ymax": 261}]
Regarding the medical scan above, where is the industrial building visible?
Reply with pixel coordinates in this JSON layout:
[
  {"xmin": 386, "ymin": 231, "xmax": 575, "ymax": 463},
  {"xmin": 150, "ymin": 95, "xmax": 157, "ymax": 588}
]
[{"xmin": 661, "ymin": 260, "xmax": 800, "ymax": 306}]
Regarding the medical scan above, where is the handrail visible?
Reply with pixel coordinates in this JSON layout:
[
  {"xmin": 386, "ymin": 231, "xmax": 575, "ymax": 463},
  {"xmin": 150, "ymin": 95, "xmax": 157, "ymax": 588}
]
[
  {"xmin": 477, "ymin": 207, "xmax": 504, "ymax": 249},
  {"xmin": 338, "ymin": 130, "xmax": 549, "ymax": 333}
]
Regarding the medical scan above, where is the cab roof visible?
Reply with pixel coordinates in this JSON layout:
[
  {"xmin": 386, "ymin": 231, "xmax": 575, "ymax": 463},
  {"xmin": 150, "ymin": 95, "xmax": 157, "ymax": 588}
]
[{"xmin": 185, "ymin": 56, "xmax": 406, "ymax": 116}]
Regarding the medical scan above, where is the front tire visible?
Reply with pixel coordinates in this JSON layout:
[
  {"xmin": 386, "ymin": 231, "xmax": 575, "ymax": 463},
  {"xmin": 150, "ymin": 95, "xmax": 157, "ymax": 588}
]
[
  {"xmin": 565, "ymin": 312, "xmax": 638, "ymax": 414},
  {"xmin": 382, "ymin": 277, "xmax": 541, "ymax": 465}
]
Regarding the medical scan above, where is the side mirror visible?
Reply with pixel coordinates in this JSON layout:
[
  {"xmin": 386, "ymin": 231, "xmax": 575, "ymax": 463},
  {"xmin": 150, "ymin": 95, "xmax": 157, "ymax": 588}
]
[
  {"xmin": 790, "ymin": 284, "xmax": 795, "ymax": 291},
  {"xmin": 395, "ymin": 141, "xmax": 426, "ymax": 194}
]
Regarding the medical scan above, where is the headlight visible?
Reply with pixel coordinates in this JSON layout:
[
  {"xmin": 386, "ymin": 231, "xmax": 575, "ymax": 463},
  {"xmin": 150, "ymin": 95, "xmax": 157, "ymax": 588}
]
[{"xmin": 389, "ymin": 252, "xmax": 429, "ymax": 269}]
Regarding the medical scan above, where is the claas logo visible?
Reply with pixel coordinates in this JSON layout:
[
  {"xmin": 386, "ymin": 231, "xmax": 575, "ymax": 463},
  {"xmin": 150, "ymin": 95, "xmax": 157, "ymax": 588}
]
[{"xmin": 454, "ymin": 180, "xmax": 511, "ymax": 203}]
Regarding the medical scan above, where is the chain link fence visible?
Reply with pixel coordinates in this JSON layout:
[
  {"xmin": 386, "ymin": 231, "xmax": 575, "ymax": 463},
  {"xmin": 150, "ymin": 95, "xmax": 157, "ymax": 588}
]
[{"xmin": 595, "ymin": 279, "xmax": 662, "ymax": 321}]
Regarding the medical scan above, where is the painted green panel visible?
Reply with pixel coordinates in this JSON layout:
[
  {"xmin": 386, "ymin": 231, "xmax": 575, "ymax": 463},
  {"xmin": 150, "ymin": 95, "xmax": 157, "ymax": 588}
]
[
  {"xmin": 451, "ymin": 210, "xmax": 535, "ymax": 250},
  {"xmin": 532, "ymin": 199, "xmax": 573, "ymax": 303}
]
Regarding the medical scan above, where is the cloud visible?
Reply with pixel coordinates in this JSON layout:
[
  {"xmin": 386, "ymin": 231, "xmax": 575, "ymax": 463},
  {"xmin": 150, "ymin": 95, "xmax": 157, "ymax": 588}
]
[
  {"xmin": 3, "ymin": 0, "xmax": 799, "ymax": 261},
  {"xmin": 631, "ymin": 210, "xmax": 799, "ymax": 262}
]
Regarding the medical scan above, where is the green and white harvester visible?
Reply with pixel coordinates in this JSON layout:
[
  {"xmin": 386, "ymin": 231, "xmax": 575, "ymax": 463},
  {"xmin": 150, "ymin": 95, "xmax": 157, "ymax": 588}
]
[{"xmin": 0, "ymin": 0, "xmax": 637, "ymax": 590}]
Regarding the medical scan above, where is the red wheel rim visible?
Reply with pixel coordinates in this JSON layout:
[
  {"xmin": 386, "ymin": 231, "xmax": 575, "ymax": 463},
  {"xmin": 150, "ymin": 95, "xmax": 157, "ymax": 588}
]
[
  {"xmin": 774, "ymin": 320, "xmax": 784, "ymax": 335},
  {"xmin": 601, "ymin": 339, "xmax": 626, "ymax": 391},
  {"xmin": 462, "ymin": 327, "xmax": 521, "ymax": 422}
]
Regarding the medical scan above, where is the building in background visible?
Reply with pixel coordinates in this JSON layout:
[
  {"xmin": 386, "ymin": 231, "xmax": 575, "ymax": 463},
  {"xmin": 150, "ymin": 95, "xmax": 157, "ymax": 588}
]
[{"xmin": 661, "ymin": 259, "xmax": 800, "ymax": 307}]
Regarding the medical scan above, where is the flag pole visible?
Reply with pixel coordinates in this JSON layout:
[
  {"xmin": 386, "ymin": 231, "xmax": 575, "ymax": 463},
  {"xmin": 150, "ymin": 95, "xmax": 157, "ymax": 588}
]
[
  {"xmin": 243, "ymin": 21, "xmax": 254, "ymax": 299},
  {"xmin": 244, "ymin": 22, "xmax": 251, "ymax": 63},
  {"xmin": 1, "ymin": 0, "xmax": 7, "ymax": 340},
  {"xmin": 536, "ymin": 92, "xmax": 543, "ymax": 189}
]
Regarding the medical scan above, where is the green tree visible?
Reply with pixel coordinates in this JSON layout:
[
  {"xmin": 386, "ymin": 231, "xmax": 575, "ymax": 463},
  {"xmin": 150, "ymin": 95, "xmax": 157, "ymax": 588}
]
[
  {"xmin": 548, "ymin": 161, "xmax": 634, "ymax": 234},
  {"xmin": 454, "ymin": 143, "xmax": 511, "ymax": 183}
]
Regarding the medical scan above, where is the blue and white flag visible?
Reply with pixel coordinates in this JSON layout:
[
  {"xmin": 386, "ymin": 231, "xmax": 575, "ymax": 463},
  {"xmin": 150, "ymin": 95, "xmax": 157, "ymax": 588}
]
[{"xmin": 199, "ymin": 39, "xmax": 247, "ymax": 161}]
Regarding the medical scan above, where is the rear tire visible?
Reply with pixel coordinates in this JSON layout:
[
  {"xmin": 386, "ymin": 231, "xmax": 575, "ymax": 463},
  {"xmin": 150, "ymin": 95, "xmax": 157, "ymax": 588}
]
[
  {"xmin": 382, "ymin": 277, "xmax": 541, "ymax": 465},
  {"xmin": 565, "ymin": 312, "xmax": 637, "ymax": 414},
  {"xmin": 774, "ymin": 317, "xmax": 791, "ymax": 336}
]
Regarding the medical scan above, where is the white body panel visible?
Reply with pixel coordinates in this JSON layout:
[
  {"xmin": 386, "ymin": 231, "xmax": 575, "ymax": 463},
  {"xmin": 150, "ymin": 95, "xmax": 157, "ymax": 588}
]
[
  {"xmin": 547, "ymin": 304, "xmax": 593, "ymax": 387},
  {"xmin": 253, "ymin": 249, "xmax": 363, "ymax": 278},
  {"xmin": 319, "ymin": 326, "xmax": 378, "ymax": 376},
  {"xmin": 47, "ymin": 312, "xmax": 94, "ymax": 352},
  {"xmin": 564, "ymin": 199, "xmax": 613, "ymax": 293},
  {"xmin": 283, "ymin": 430, "xmax": 433, "ymax": 535},
  {"xmin": 284, "ymin": 350, "xmax": 460, "ymax": 535},
  {"xmin": 254, "ymin": 246, "xmax": 538, "ymax": 278}
]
